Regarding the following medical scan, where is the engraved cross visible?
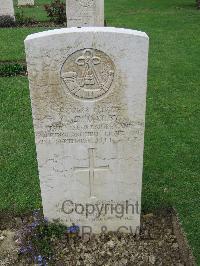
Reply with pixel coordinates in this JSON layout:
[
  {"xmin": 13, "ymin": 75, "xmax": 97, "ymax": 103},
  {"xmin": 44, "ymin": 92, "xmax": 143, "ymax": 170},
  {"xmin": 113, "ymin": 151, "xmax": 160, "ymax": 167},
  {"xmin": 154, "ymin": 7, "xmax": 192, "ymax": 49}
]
[{"xmin": 74, "ymin": 148, "xmax": 109, "ymax": 197}]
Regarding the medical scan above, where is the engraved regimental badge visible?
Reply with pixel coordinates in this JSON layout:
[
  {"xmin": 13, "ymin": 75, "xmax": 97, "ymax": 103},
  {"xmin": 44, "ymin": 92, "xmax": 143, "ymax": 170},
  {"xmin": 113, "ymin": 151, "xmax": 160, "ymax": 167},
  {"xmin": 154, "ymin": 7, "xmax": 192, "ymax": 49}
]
[
  {"xmin": 78, "ymin": 0, "xmax": 95, "ymax": 7},
  {"xmin": 61, "ymin": 48, "xmax": 115, "ymax": 100}
]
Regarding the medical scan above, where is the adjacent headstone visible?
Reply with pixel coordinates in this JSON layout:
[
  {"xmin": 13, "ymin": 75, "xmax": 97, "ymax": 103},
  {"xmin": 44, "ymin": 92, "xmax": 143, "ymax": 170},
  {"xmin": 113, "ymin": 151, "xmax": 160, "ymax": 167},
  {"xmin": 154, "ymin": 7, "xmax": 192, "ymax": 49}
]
[
  {"xmin": 18, "ymin": 0, "xmax": 34, "ymax": 6},
  {"xmin": 0, "ymin": 0, "xmax": 15, "ymax": 20},
  {"xmin": 66, "ymin": 0, "xmax": 104, "ymax": 27},
  {"xmin": 25, "ymin": 27, "xmax": 149, "ymax": 234}
]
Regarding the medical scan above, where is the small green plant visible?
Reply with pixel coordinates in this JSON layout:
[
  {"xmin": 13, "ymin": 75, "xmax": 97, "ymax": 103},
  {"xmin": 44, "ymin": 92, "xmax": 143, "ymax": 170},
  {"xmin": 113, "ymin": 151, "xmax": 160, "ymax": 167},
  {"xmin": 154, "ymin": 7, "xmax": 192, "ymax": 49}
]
[
  {"xmin": 0, "ymin": 63, "xmax": 26, "ymax": 77},
  {"xmin": 18, "ymin": 210, "xmax": 79, "ymax": 264},
  {"xmin": 0, "ymin": 15, "xmax": 16, "ymax": 27},
  {"xmin": 16, "ymin": 9, "xmax": 36, "ymax": 26},
  {"xmin": 44, "ymin": 0, "xmax": 66, "ymax": 24}
]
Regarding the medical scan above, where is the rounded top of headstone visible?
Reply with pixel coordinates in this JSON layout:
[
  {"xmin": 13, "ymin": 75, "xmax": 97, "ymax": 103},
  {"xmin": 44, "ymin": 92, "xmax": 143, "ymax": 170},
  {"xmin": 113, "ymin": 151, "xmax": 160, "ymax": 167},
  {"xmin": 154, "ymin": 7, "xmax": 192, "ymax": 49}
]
[{"xmin": 24, "ymin": 27, "xmax": 149, "ymax": 43}]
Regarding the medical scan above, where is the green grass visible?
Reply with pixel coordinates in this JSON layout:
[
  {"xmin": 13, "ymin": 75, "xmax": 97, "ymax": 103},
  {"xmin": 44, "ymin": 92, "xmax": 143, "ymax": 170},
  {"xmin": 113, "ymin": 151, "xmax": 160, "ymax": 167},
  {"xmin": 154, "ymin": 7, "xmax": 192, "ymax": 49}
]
[
  {"xmin": 0, "ymin": 0, "xmax": 200, "ymax": 264},
  {"xmin": 0, "ymin": 77, "xmax": 41, "ymax": 211},
  {"xmin": 0, "ymin": 28, "xmax": 51, "ymax": 61},
  {"xmin": 14, "ymin": 0, "xmax": 51, "ymax": 21}
]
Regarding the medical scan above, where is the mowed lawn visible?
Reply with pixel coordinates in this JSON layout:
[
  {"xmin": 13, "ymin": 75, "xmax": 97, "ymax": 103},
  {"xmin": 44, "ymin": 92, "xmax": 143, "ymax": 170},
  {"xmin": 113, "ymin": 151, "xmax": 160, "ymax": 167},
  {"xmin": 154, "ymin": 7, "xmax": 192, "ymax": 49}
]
[
  {"xmin": 0, "ymin": 0, "xmax": 200, "ymax": 263},
  {"xmin": 13, "ymin": 0, "xmax": 52, "ymax": 21}
]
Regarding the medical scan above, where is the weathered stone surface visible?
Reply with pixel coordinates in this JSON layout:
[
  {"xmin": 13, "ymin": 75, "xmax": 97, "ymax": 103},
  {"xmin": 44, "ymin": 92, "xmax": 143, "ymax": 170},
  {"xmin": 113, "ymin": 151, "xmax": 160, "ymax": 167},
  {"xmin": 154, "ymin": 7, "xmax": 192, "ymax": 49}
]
[
  {"xmin": 66, "ymin": 0, "xmax": 104, "ymax": 27},
  {"xmin": 0, "ymin": 0, "xmax": 15, "ymax": 18},
  {"xmin": 25, "ymin": 27, "xmax": 149, "ymax": 234},
  {"xmin": 18, "ymin": 0, "xmax": 34, "ymax": 6}
]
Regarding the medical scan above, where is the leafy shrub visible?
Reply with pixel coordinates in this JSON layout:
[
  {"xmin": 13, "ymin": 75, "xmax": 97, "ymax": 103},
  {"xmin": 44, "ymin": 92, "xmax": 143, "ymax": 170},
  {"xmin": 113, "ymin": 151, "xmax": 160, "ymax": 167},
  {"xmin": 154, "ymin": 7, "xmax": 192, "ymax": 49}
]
[
  {"xmin": 0, "ymin": 63, "xmax": 26, "ymax": 77},
  {"xmin": 197, "ymin": 0, "xmax": 200, "ymax": 9},
  {"xmin": 0, "ymin": 15, "xmax": 16, "ymax": 27},
  {"xmin": 44, "ymin": 0, "xmax": 66, "ymax": 24},
  {"xmin": 16, "ymin": 9, "xmax": 36, "ymax": 26}
]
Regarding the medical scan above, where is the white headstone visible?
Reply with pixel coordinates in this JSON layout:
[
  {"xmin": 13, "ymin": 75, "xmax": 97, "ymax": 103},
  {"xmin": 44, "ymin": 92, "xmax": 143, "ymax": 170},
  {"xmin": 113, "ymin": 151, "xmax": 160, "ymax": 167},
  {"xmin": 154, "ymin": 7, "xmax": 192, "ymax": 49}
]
[
  {"xmin": 18, "ymin": 0, "xmax": 34, "ymax": 6},
  {"xmin": 25, "ymin": 27, "xmax": 149, "ymax": 235},
  {"xmin": 0, "ymin": 0, "xmax": 15, "ymax": 19},
  {"xmin": 66, "ymin": 0, "xmax": 104, "ymax": 27}
]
